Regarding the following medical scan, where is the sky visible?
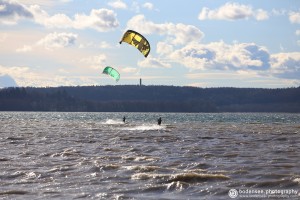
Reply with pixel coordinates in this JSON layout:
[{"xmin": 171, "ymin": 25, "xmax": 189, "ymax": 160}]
[{"xmin": 0, "ymin": 0, "xmax": 300, "ymax": 88}]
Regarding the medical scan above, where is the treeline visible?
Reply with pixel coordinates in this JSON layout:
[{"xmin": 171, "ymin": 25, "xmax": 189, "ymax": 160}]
[{"xmin": 0, "ymin": 85, "xmax": 300, "ymax": 112}]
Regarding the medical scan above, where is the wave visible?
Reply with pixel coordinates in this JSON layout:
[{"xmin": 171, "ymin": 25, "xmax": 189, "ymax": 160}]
[
  {"xmin": 169, "ymin": 172, "xmax": 230, "ymax": 183},
  {"xmin": 0, "ymin": 190, "xmax": 29, "ymax": 195},
  {"xmin": 122, "ymin": 155, "xmax": 159, "ymax": 162},
  {"xmin": 0, "ymin": 157, "xmax": 10, "ymax": 162},
  {"xmin": 125, "ymin": 165, "xmax": 160, "ymax": 172},
  {"xmin": 166, "ymin": 181, "xmax": 189, "ymax": 191},
  {"xmin": 293, "ymin": 178, "xmax": 300, "ymax": 184},
  {"xmin": 102, "ymin": 119, "xmax": 124, "ymax": 125},
  {"xmin": 123, "ymin": 124, "xmax": 166, "ymax": 131},
  {"xmin": 131, "ymin": 172, "xmax": 229, "ymax": 183}
]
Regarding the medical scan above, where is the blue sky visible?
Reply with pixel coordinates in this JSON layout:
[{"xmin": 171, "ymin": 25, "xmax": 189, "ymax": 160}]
[{"xmin": 0, "ymin": 0, "xmax": 300, "ymax": 88}]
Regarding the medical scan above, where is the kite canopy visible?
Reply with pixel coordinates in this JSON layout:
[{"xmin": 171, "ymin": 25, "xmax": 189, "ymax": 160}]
[
  {"xmin": 102, "ymin": 66, "xmax": 120, "ymax": 82},
  {"xmin": 119, "ymin": 30, "xmax": 150, "ymax": 57}
]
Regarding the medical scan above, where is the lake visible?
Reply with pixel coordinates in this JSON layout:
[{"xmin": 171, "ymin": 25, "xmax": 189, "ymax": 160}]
[{"xmin": 0, "ymin": 112, "xmax": 299, "ymax": 199}]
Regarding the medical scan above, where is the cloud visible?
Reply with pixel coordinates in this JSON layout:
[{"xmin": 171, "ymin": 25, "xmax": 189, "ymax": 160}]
[
  {"xmin": 255, "ymin": 9, "xmax": 269, "ymax": 21},
  {"xmin": 289, "ymin": 11, "xmax": 300, "ymax": 24},
  {"xmin": 0, "ymin": 32, "xmax": 7, "ymax": 42},
  {"xmin": 0, "ymin": 65, "xmax": 32, "ymax": 86},
  {"xmin": 131, "ymin": 2, "xmax": 140, "ymax": 13},
  {"xmin": 80, "ymin": 54, "xmax": 107, "ymax": 70},
  {"xmin": 157, "ymin": 42, "xmax": 173, "ymax": 55},
  {"xmin": 0, "ymin": 64, "xmax": 90, "ymax": 87},
  {"xmin": 108, "ymin": 0, "xmax": 127, "ymax": 9},
  {"xmin": 99, "ymin": 41, "xmax": 113, "ymax": 49},
  {"xmin": 157, "ymin": 40, "xmax": 299, "ymax": 81},
  {"xmin": 16, "ymin": 45, "xmax": 32, "ymax": 52},
  {"xmin": 1, "ymin": 1, "xmax": 119, "ymax": 32},
  {"xmin": 143, "ymin": 2, "xmax": 154, "ymax": 10},
  {"xmin": 270, "ymin": 52, "xmax": 300, "ymax": 79},
  {"xmin": 164, "ymin": 41, "xmax": 270, "ymax": 71},
  {"xmin": 78, "ymin": 41, "xmax": 115, "ymax": 49},
  {"xmin": 29, "ymin": 5, "xmax": 73, "ymax": 29},
  {"xmin": 121, "ymin": 67, "xmax": 139, "ymax": 73},
  {"xmin": 138, "ymin": 56, "xmax": 171, "ymax": 68},
  {"xmin": 73, "ymin": 9, "xmax": 119, "ymax": 31},
  {"xmin": 31, "ymin": 5, "xmax": 119, "ymax": 31},
  {"xmin": 0, "ymin": 0, "xmax": 33, "ymax": 25},
  {"xmin": 127, "ymin": 15, "xmax": 204, "ymax": 45},
  {"xmin": 37, "ymin": 32, "xmax": 77, "ymax": 50},
  {"xmin": 272, "ymin": 9, "xmax": 287, "ymax": 16},
  {"xmin": 14, "ymin": 32, "xmax": 78, "ymax": 52},
  {"xmin": 198, "ymin": 2, "xmax": 269, "ymax": 21}
]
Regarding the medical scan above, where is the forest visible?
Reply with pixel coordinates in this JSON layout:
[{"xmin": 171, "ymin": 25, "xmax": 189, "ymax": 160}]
[{"xmin": 0, "ymin": 85, "xmax": 299, "ymax": 112}]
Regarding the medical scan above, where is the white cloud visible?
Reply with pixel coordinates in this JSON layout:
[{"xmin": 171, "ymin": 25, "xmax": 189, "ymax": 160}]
[
  {"xmin": 108, "ymin": 0, "xmax": 127, "ymax": 9},
  {"xmin": 30, "ymin": 6, "xmax": 73, "ymax": 29},
  {"xmin": 131, "ymin": 2, "xmax": 140, "ymax": 13},
  {"xmin": 80, "ymin": 54, "xmax": 107, "ymax": 70},
  {"xmin": 289, "ymin": 11, "xmax": 300, "ymax": 24},
  {"xmin": 0, "ymin": 64, "xmax": 100, "ymax": 87},
  {"xmin": 138, "ymin": 56, "xmax": 171, "ymax": 68},
  {"xmin": 78, "ymin": 41, "xmax": 114, "ymax": 49},
  {"xmin": 0, "ymin": 65, "xmax": 34, "ymax": 86},
  {"xmin": 198, "ymin": 2, "xmax": 269, "ymax": 21},
  {"xmin": 160, "ymin": 40, "xmax": 299, "ymax": 81},
  {"xmin": 73, "ymin": 9, "xmax": 119, "ymax": 31},
  {"xmin": 127, "ymin": 15, "xmax": 204, "ymax": 45},
  {"xmin": 0, "ymin": 32, "xmax": 7, "ymax": 42},
  {"xmin": 270, "ymin": 52, "xmax": 300, "ymax": 79},
  {"xmin": 29, "ymin": 5, "xmax": 72, "ymax": 29},
  {"xmin": 157, "ymin": 42, "xmax": 173, "ymax": 55},
  {"xmin": 2, "ymin": 2, "xmax": 119, "ymax": 32},
  {"xmin": 121, "ymin": 67, "xmax": 138, "ymax": 73},
  {"xmin": 16, "ymin": 45, "xmax": 32, "ymax": 52},
  {"xmin": 165, "ymin": 41, "xmax": 270, "ymax": 71},
  {"xmin": 99, "ymin": 41, "xmax": 112, "ymax": 49},
  {"xmin": 0, "ymin": 4, "xmax": 5, "ymax": 11},
  {"xmin": 32, "ymin": 6, "xmax": 119, "ymax": 31},
  {"xmin": 37, "ymin": 32, "xmax": 77, "ymax": 50},
  {"xmin": 272, "ymin": 9, "xmax": 287, "ymax": 16},
  {"xmin": 143, "ymin": 2, "xmax": 154, "ymax": 10},
  {"xmin": 0, "ymin": 0, "xmax": 33, "ymax": 25},
  {"xmin": 255, "ymin": 9, "xmax": 269, "ymax": 21}
]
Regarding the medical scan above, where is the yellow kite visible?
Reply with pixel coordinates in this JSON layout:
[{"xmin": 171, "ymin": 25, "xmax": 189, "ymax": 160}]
[{"xmin": 119, "ymin": 30, "xmax": 150, "ymax": 58}]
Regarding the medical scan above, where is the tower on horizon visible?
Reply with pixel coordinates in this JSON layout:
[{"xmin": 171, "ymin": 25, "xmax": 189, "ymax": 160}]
[{"xmin": 140, "ymin": 78, "xmax": 142, "ymax": 86}]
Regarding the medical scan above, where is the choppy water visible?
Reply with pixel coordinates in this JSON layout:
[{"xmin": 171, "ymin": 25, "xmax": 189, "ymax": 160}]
[{"xmin": 0, "ymin": 112, "xmax": 299, "ymax": 199}]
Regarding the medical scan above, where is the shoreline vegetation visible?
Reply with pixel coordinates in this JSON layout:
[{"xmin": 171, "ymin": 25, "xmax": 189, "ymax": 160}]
[{"xmin": 0, "ymin": 85, "xmax": 299, "ymax": 113}]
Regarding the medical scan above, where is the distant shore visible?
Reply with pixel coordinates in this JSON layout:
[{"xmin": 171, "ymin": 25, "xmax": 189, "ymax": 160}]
[{"xmin": 0, "ymin": 85, "xmax": 299, "ymax": 113}]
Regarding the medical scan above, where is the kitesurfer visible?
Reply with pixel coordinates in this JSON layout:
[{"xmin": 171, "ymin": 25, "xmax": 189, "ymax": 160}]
[
  {"xmin": 123, "ymin": 116, "xmax": 126, "ymax": 123},
  {"xmin": 157, "ymin": 117, "xmax": 162, "ymax": 125}
]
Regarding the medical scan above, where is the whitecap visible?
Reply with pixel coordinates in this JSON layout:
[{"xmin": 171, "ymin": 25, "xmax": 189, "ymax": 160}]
[
  {"xmin": 123, "ymin": 124, "xmax": 166, "ymax": 131},
  {"xmin": 166, "ymin": 181, "xmax": 189, "ymax": 191},
  {"xmin": 293, "ymin": 178, "xmax": 300, "ymax": 184},
  {"xmin": 102, "ymin": 119, "xmax": 124, "ymax": 125},
  {"xmin": 124, "ymin": 165, "xmax": 160, "ymax": 172}
]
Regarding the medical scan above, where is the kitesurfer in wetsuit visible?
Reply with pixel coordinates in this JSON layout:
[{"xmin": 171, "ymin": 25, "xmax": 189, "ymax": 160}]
[
  {"xmin": 123, "ymin": 116, "xmax": 126, "ymax": 123},
  {"xmin": 157, "ymin": 117, "xmax": 162, "ymax": 125}
]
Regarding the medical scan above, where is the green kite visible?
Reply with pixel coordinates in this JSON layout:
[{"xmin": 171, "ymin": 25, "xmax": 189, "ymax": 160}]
[{"xmin": 102, "ymin": 66, "xmax": 120, "ymax": 82}]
